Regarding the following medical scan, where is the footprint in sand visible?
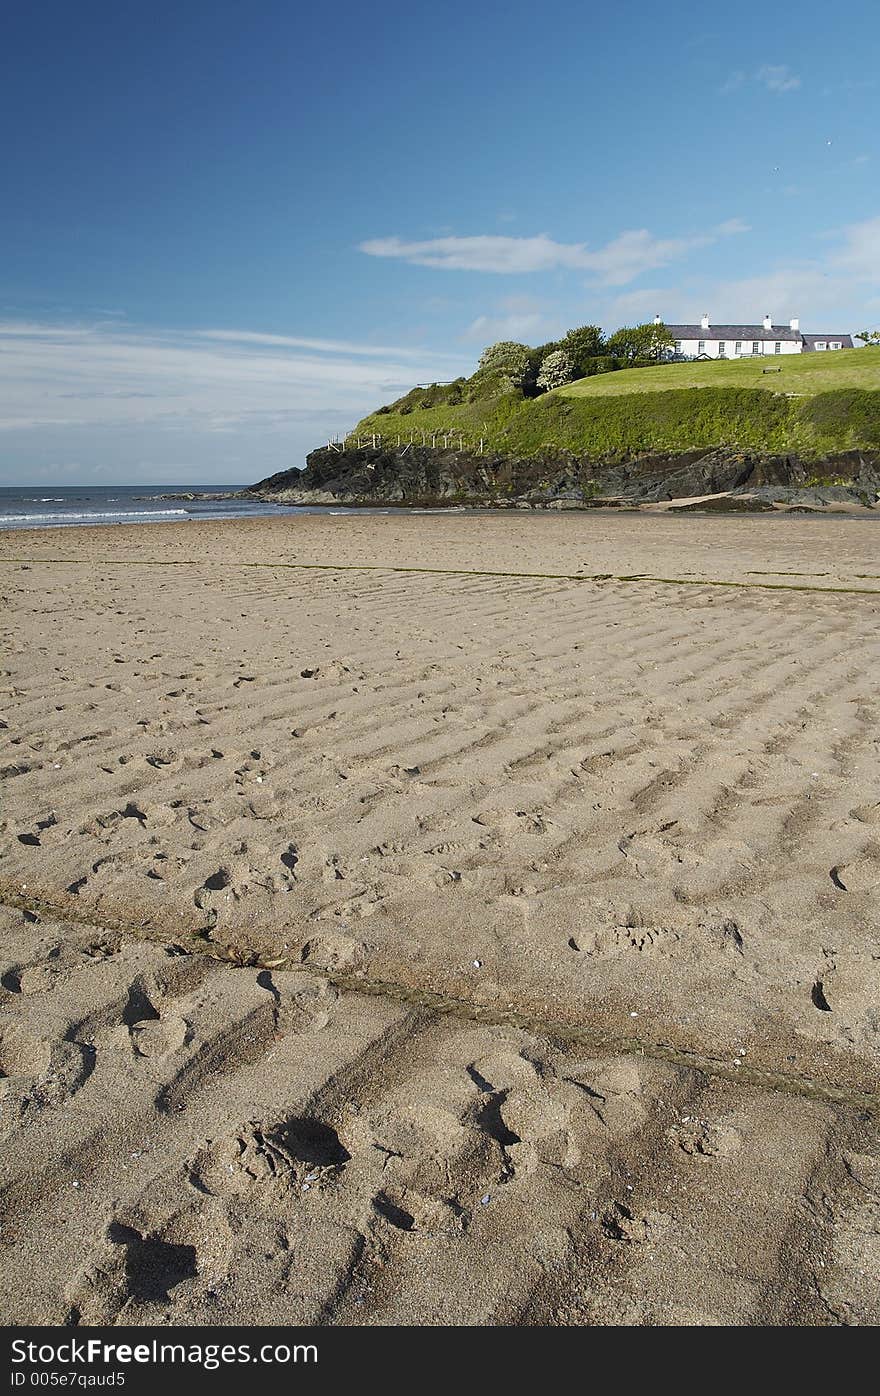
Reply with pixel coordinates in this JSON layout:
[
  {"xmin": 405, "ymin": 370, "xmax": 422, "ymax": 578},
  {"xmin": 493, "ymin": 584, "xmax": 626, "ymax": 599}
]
[
  {"xmin": 473, "ymin": 808, "xmax": 551, "ymax": 835},
  {"xmin": 191, "ymin": 1115, "xmax": 350, "ymax": 1198},
  {"xmin": 129, "ymin": 1015, "xmax": 189, "ymax": 1059},
  {"xmin": 66, "ymin": 1202, "xmax": 232, "ymax": 1323},
  {"xmin": 299, "ymin": 932, "xmax": 366, "ymax": 971},
  {"xmin": 193, "ymin": 842, "xmax": 296, "ymax": 924},
  {"xmin": 667, "ymin": 1118, "xmax": 742, "ymax": 1159},
  {"xmin": 14, "ymin": 812, "xmax": 62, "ymax": 848},
  {"xmin": 0, "ymin": 1021, "xmax": 94, "ymax": 1123},
  {"xmin": 601, "ymin": 1201, "xmax": 673, "ymax": 1244},
  {"xmin": 829, "ymin": 853, "xmax": 880, "ymax": 892}
]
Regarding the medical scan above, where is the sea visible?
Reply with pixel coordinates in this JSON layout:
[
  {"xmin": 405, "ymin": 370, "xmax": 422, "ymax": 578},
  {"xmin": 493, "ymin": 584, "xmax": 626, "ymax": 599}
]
[
  {"xmin": 0, "ymin": 484, "xmax": 338, "ymax": 531},
  {"xmin": 0, "ymin": 484, "xmax": 473, "ymax": 530}
]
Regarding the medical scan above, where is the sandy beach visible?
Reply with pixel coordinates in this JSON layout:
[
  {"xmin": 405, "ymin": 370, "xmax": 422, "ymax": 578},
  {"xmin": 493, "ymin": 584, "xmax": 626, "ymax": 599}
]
[{"xmin": 1, "ymin": 510, "xmax": 879, "ymax": 1326}]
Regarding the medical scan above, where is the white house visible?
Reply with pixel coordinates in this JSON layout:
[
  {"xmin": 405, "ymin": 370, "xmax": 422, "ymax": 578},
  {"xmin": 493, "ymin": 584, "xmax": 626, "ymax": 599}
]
[{"xmin": 657, "ymin": 314, "xmax": 854, "ymax": 360}]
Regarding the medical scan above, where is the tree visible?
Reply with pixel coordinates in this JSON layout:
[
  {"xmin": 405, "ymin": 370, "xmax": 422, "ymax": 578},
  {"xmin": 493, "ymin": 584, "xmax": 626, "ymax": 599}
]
[
  {"xmin": 560, "ymin": 325, "xmax": 605, "ymax": 377},
  {"xmin": 476, "ymin": 341, "xmax": 532, "ymax": 387},
  {"xmin": 520, "ymin": 341, "xmax": 559, "ymax": 397},
  {"xmin": 606, "ymin": 321, "xmax": 674, "ymax": 365},
  {"xmin": 604, "ymin": 326, "xmax": 638, "ymax": 363},
  {"xmin": 536, "ymin": 348, "xmax": 575, "ymax": 391},
  {"xmin": 856, "ymin": 329, "xmax": 880, "ymax": 346}
]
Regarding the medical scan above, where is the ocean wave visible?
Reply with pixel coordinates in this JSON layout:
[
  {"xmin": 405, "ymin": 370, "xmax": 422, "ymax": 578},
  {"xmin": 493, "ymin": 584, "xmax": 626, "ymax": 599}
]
[{"xmin": 0, "ymin": 509, "xmax": 190, "ymax": 523}]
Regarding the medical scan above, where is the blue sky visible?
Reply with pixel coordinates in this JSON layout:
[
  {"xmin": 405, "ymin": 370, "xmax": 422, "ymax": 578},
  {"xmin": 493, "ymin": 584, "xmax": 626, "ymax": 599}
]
[{"xmin": 1, "ymin": 0, "xmax": 878, "ymax": 484}]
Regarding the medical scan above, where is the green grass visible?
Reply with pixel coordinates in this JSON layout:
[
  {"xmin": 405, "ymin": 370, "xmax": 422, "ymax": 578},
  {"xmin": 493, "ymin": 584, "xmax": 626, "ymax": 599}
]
[
  {"xmin": 556, "ymin": 346, "xmax": 880, "ymax": 398},
  {"xmin": 351, "ymin": 348, "xmax": 880, "ymax": 461}
]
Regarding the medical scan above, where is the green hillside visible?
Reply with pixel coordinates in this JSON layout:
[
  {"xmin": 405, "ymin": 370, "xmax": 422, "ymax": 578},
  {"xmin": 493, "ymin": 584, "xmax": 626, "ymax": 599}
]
[
  {"xmin": 353, "ymin": 347, "xmax": 880, "ymax": 461},
  {"xmin": 557, "ymin": 346, "xmax": 880, "ymax": 398}
]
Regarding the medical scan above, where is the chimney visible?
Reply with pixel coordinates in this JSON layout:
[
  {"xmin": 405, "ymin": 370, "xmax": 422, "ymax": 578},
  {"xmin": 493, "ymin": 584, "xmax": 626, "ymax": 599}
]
[
  {"xmin": 790, "ymin": 317, "xmax": 799, "ymax": 332},
  {"xmin": 763, "ymin": 314, "xmax": 772, "ymax": 331},
  {"xmin": 653, "ymin": 313, "xmax": 661, "ymax": 325},
  {"xmin": 701, "ymin": 313, "xmax": 710, "ymax": 330}
]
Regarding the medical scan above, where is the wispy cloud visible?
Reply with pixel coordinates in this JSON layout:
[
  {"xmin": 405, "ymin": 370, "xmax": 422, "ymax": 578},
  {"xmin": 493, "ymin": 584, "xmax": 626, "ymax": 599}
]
[
  {"xmin": 193, "ymin": 328, "xmax": 464, "ymax": 360},
  {"xmin": 461, "ymin": 294, "xmax": 561, "ymax": 344},
  {"xmin": 608, "ymin": 214, "xmax": 880, "ymax": 328},
  {"xmin": 721, "ymin": 63, "xmax": 801, "ymax": 94},
  {"xmin": 0, "ymin": 321, "xmax": 473, "ymax": 437},
  {"xmin": 360, "ymin": 220, "xmax": 749, "ymax": 286},
  {"xmin": 756, "ymin": 64, "xmax": 801, "ymax": 92}
]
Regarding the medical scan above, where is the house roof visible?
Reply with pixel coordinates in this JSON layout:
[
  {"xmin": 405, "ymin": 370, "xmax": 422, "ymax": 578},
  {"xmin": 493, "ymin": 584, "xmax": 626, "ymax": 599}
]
[
  {"xmin": 665, "ymin": 324, "xmax": 801, "ymax": 341},
  {"xmin": 801, "ymin": 333, "xmax": 854, "ymax": 348}
]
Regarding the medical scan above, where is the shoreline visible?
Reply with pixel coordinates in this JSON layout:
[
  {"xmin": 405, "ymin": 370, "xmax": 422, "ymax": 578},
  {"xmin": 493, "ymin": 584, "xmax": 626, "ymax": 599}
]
[{"xmin": 3, "ymin": 493, "xmax": 880, "ymax": 539}]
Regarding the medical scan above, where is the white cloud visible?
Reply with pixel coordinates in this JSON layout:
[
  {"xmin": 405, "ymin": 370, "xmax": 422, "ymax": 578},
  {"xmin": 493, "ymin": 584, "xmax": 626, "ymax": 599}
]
[
  {"xmin": 0, "ymin": 321, "xmax": 93, "ymax": 339},
  {"xmin": 462, "ymin": 311, "xmax": 548, "ymax": 343},
  {"xmin": 715, "ymin": 218, "xmax": 751, "ymax": 237},
  {"xmin": 756, "ymin": 64, "xmax": 801, "ymax": 92},
  {"xmin": 611, "ymin": 215, "xmax": 880, "ymax": 329},
  {"xmin": 0, "ymin": 321, "xmax": 473, "ymax": 437},
  {"xmin": 827, "ymin": 213, "xmax": 880, "ymax": 278},
  {"xmin": 193, "ymin": 328, "xmax": 466, "ymax": 360},
  {"xmin": 360, "ymin": 234, "xmax": 587, "ymax": 274},
  {"xmin": 461, "ymin": 294, "xmax": 562, "ymax": 344},
  {"xmin": 604, "ymin": 288, "xmax": 673, "ymax": 323},
  {"xmin": 0, "ymin": 320, "xmax": 480, "ymax": 482},
  {"xmin": 721, "ymin": 64, "xmax": 800, "ymax": 94},
  {"xmin": 360, "ymin": 220, "xmax": 748, "ymax": 286}
]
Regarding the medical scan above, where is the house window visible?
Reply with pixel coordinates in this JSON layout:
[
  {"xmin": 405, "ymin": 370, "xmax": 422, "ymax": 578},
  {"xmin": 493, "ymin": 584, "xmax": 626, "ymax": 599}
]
[
  {"xmin": 752, "ymin": 341, "xmax": 760, "ymax": 355},
  {"xmin": 830, "ymin": 341, "xmax": 841, "ymax": 350},
  {"xmin": 698, "ymin": 340, "xmax": 705, "ymax": 354},
  {"xmin": 735, "ymin": 341, "xmax": 743, "ymax": 355},
  {"xmin": 674, "ymin": 341, "xmax": 682, "ymax": 353},
  {"xmin": 774, "ymin": 342, "xmax": 781, "ymax": 354},
  {"xmin": 815, "ymin": 341, "xmax": 826, "ymax": 351},
  {"xmin": 718, "ymin": 342, "xmax": 726, "ymax": 356}
]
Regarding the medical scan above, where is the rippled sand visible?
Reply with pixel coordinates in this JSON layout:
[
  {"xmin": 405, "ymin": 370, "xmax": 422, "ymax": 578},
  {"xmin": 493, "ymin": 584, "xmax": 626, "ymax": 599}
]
[{"xmin": 1, "ymin": 512, "xmax": 878, "ymax": 1325}]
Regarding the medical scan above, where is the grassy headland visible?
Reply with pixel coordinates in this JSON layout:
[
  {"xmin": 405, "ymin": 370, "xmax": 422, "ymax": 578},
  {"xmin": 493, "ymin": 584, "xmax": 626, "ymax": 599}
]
[{"xmin": 353, "ymin": 347, "xmax": 880, "ymax": 461}]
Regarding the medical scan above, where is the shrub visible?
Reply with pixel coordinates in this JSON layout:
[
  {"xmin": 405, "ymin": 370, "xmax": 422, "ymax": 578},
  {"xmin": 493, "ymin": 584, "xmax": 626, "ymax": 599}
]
[
  {"xmin": 574, "ymin": 355, "xmax": 623, "ymax": 379},
  {"xmin": 537, "ymin": 349, "xmax": 575, "ymax": 391},
  {"xmin": 801, "ymin": 390, "xmax": 880, "ymax": 447},
  {"xmin": 477, "ymin": 341, "xmax": 531, "ymax": 389},
  {"xmin": 561, "ymin": 325, "xmax": 606, "ymax": 376}
]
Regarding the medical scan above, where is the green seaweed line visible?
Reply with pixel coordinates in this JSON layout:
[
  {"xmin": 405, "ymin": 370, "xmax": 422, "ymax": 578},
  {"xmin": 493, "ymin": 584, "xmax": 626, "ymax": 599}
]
[
  {"xmin": 0, "ymin": 881, "xmax": 875, "ymax": 1116},
  {"xmin": 1, "ymin": 555, "xmax": 880, "ymax": 595}
]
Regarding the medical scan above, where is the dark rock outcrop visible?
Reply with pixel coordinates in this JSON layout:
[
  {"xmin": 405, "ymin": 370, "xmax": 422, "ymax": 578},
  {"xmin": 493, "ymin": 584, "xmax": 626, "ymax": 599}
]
[{"xmin": 249, "ymin": 445, "xmax": 880, "ymax": 511}]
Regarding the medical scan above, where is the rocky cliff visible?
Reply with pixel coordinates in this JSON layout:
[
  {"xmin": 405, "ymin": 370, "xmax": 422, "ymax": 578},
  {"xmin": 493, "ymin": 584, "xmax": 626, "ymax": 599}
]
[{"xmin": 250, "ymin": 444, "xmax": 880, "ymax": 511}]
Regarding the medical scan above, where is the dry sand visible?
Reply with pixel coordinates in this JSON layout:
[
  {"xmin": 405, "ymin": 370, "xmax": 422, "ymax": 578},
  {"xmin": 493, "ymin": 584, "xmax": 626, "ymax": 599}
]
[{"xmin": 0, "ymin": 510, "xmax": 878, "ymax": 1326}]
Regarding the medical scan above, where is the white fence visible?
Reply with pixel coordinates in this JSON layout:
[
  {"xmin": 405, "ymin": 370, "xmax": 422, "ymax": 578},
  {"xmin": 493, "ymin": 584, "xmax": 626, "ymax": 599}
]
[{"xmin": 325, "ymin": 431, "xmax": 487, "ymax": 454}]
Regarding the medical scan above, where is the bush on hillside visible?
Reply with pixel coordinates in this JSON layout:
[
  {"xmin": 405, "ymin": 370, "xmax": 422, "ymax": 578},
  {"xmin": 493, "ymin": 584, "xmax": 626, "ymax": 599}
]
[
  {"xmin": 576, "ymin": 355, "xmax": 624, "ymax": 378},
  {"xmin": 561, "ymin": 325, "xmax": 606, "ymax": 377},
  {"xmin": 519, "ymin": 342, "xmax": 560, "ymax": 396},
  {"xmin": 802, "ymin": 390, "xmax": 880, "ymax": 446},
  {"xmin": 606, "ymin": 322, "xmax": 675, "ymax": 364},
  {"xmin": 537, "ymin": 348, "xmax": 575, "ymax": 391},
  {"xmin": 477, "ymin": 341, "xmax": 532, "ymax": 387}
]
